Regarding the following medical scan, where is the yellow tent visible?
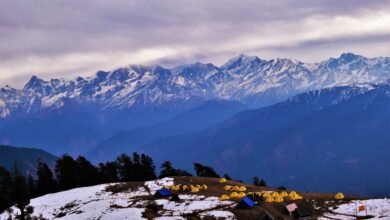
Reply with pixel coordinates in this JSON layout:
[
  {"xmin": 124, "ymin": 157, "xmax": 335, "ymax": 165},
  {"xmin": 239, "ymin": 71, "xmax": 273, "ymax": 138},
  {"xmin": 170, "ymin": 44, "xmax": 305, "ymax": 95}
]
[
  {"xmin": 232, "ymin": 186, "xmax": 240, "ymax": 191},
  {"xmin": 201, "ymin": 184, "xmax": 208, "ymax": 190},
  {"xmin": 219, "ymin": 178, "xmax": 227, "ymax": 183},
  {"xmin": 280, "ymin": 191, "xmax": 288, "ymax": 197},
  {"xmin": 182, "ymin": 185, "xmax": 189, "ymax": 191},
  {"xmin": 271, "ymin": 192, "xmax": 280, "ymax": 197},
  {"xmin": 238, "ymin": 192, "xmax": 246, "ymax": 198},
  {"xmin": 196, "ymin": 184, "xmax": 202, "ymax": 189},
  {"xmin": 219, "ymin": 194, "xmax": 230, "ymax": 201},
  {"xmin": 265, "ymin": 196, "xmax": 274, "ymax": 203},
  {"xmin": 289, "ymin": 194, "xmax": 302, "ymax": 200},
  {"xmin": 238, "ymin": 186, "xmax": 247, "ymax": 192},
  {"xmin": 224, "ymin": 185, "xmax": 232, "ymax": 191},
  {"xmin": 274, "ymin": 196, "xmax": 284, "ymax": 203},
  {"xmin": 334, "ymin": 192, "xmax": 344, "ymax": 200},
  {"xmin": 262, "ymin": 192, "xmax": 271, "ymax": 198},
  {"xmin": 163, "ymin": 185, "xmax": 171, "ymax": 189},
  {"xmin": 171, "ymin": 185, "xmax": 180, "ymax": 191},
  {"xmin": 230, "ymin": 192, "xmax": 239, "ymax": 198},
  {"xmin": 247, "ymin": 192, "xmax": 254, "ymax": 196},
  {"xmin": 191, "ymin": 187, "xmax": 200, "ymax": 193},
  {"xmin": 289, "ymin": 191, "xmax": 297, "ymax": 197},
  {"xmin": 255, "ymin": 192, "xmax": 262, "ymax": 196}
]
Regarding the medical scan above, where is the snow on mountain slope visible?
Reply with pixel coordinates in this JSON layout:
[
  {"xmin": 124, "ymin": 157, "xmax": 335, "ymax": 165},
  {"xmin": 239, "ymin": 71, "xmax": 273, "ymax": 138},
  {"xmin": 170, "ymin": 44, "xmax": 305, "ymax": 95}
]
[
  {"xmin": 0, "ymin": 178, "xmax": 235, "ymax": 220},
  {"xmin": 1, "ymin": 53, "xmax": 389, "ymax": 118}
]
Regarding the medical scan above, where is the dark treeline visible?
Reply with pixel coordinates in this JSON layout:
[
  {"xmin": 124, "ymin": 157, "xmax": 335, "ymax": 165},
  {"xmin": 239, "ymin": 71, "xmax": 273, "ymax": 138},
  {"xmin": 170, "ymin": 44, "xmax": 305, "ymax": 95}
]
[{"xmin": 0, "ymin": 152, "xmax": 229, "ymax": 219}]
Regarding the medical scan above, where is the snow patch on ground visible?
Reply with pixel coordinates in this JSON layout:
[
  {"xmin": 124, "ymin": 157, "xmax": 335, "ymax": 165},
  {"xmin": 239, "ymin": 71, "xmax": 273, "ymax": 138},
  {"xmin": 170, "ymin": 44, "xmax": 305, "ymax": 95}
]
[{"xmin": 320, "ymin": 198, "xmax": 390, "ymax": 219}]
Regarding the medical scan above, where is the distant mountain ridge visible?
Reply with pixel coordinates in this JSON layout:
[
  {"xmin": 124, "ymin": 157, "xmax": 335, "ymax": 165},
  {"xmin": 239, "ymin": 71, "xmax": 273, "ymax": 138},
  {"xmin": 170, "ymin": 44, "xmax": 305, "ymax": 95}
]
[
  {"xmin": 1, "ymin": 52, "xmax": 389, "ymax": 155},
  {"xmin": 1, "ymin": 53, "xmax": 389, "ymax": 118},
  {"xmin": 0, "ymin": 145, "xmax": 57, "ymax": 176}
]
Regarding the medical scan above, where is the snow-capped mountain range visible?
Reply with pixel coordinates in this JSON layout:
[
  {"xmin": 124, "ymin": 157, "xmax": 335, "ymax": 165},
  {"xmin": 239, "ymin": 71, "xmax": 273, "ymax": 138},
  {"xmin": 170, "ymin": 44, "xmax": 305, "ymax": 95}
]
[{"xmin": 1, "ymin": 53, "xmax": 389, "ymax": 118}]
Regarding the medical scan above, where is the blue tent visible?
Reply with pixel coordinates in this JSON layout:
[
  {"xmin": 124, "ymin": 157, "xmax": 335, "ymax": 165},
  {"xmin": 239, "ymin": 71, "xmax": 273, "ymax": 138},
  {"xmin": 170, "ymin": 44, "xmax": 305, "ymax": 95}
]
[
  {"xmin": 154, "ymin": 188, "xmax": 171, "ymax": 198},
  {"xmin": 236, "ymin": 196, "xmax": 255, "ymax": 209}
]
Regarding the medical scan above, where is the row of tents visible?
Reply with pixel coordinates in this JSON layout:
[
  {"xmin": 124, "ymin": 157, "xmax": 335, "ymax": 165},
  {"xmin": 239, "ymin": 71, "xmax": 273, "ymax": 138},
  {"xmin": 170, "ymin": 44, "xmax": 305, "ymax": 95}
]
[{"xmin": 163, "ymin": 184, "xmax": 208, "ymax": 193}]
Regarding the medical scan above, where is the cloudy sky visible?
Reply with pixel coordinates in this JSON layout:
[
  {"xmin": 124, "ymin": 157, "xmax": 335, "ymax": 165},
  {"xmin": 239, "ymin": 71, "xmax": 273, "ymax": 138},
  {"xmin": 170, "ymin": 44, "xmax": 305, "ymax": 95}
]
[{"xmin": 1, "ymin": 0, "xmax": 390, "ymax": 88}]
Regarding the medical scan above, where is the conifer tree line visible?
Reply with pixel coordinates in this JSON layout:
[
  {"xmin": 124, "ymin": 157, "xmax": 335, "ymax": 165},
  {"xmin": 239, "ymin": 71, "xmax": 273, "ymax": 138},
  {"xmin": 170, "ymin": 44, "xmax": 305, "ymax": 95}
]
[{"xmin": 0, "ymin": 152, "xmax": 229, "ymax": 218}]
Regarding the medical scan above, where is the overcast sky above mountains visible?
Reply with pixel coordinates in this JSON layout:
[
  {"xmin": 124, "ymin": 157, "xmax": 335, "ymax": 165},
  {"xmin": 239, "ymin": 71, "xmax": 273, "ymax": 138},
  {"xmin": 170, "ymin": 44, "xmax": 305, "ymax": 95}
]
[{"xmin": 1, "ymin": 0, "xmax": 389, "ymax": 88}]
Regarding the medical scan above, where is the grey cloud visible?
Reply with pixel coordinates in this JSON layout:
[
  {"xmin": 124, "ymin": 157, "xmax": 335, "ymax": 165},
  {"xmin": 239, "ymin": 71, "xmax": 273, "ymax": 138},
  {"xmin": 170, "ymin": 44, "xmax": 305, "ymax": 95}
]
[{"xmin": 0, "ymin": 0, "xmax": 389, "ymax": 88}]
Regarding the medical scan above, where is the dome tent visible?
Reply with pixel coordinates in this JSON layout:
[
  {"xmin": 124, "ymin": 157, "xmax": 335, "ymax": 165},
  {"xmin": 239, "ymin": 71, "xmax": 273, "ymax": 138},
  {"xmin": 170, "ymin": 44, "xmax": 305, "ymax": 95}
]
[
  {"xmin": 219, "ymin": 178, "xmax": 227, "ymax": 183},
  {"xmin": 236, "ymin": 196, "xmax": 255, "ymax": 209},
  {"xmin": 335, "ymin": 192, "xmax": 345, "ymax": 200},
  {"xmin": 219, "ymin": 194, "xmax": 230, "ymax": 201},
  {"xmin": 230, "ymin": 192, "xmax": 239, "ymax": 198},
  {"xmin": 155, "ymin": 188, "xmax": 171, "ymax": 198}
]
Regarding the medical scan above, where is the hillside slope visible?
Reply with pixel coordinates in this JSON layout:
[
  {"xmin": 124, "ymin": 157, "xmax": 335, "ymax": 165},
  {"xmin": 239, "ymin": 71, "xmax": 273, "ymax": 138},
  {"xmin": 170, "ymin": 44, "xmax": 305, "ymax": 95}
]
[
  {"xmin": 0, "ymin": 145, "xmax": 57, "ymax": 175},
  {"xmin": 1, "ymin": 177, "xmax": 375, "ymax": 220}
]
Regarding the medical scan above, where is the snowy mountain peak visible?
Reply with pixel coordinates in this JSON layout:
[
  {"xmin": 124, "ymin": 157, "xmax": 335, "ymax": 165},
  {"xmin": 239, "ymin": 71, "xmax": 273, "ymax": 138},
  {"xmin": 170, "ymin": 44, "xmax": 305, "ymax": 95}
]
[
  {"xmin": 339, "ymin": 52, "xmax": 363, "ymax": 62},
  {"xmin": 1, "ymin": 53, "xmax": 390, "ymax": 118},
  {"xmin": 221, "ymin": 54, "xmax": 262, "ymax": 70}
]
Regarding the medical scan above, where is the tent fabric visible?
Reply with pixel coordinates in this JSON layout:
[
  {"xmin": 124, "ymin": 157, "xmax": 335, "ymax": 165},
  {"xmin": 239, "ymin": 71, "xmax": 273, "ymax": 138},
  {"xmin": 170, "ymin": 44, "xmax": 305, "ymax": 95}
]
[
  {"xmin": 289, "ymin": 191, "xmax": 297, "ymax": 197},
  {"xmin": 274, "ymin": 196, "xmax": 284, "ymax": 203},
  {"xmin": 232, "ymin": 186, "xmax": 240, "ymax": 191},
  {"xmin": 182, "ymin": 185, "xmax": 189, "ymax": 191},
  {"xmin": 224, "ymin": 185, "xmax": 232, "ymax": 191},
  {"xmin": 238, "ymin": 192, "xmax": 246, "ymax": 198},
  {"xmin": 230, "ymin": 192, "xmax": 239, "ymax": 198},
  {"xmin": 155, "ymin": 188, "xmax": 172, "ymax": 197},
  {"xmin": 191, "ymin": 187, "xmax": 200, "ymax": 193},
  {"xmin": 236, "ymin": 196, "xmax": 255, "ymax": 209},
  {"xmin": 265, "ymin": 196, "xmax": 274, "ymax": 203},
  {"xmin": 239, "ymin": 186, "xmax": 247, "ymax": 192},
  {"xmin": 219, "ymin": 194, "xmax": 230, "ymax": 201},
  {"xmin": 271, "ymin": 192, "xmax": 280, "ymax": 197},
  {"xmin": 280, "ymin": 191, "xmax": 288, "ymax": 197},
  {"xmin": 201, "ymin": 184, "xmax": 208, "ymax": 190},
  {"xmin": 219, "ymin": 178, "xmax": 227, "ymax": 183},
  {"xmin": 171, "ymin": 185, "xmax": 180, "ymax": 191},
  {"xmin": 262, "ymin": 192, "xmax": 271, "ymax": 198},
  {"xmin": 286, "ymin": 203, "xmax": 298, "ymax": 214},
  {"xmin": 335, "ymin": 192, "xmax": 345, "ymax": 200}
]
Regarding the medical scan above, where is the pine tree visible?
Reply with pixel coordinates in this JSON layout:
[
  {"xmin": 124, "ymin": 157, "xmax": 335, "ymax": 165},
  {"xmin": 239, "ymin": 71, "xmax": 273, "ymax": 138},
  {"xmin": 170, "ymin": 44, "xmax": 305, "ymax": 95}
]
[
  {"xmin": 253, "ymin": 176, "xmax": 267, "ymax": 187},
  {"xmin": 0, "ymin": 166, "xmax": 12, "ymax": 212},
  {"xmin": 193, "ymin": 163, "xmax": 220, "ymax": 178},
  {"xmin": 140, "ymin": 154, "xmax": 156, "ymax": 181},
  {"xmin": 116, "ymin": 154, "xmax": 134, "ymax": 181},
  {"xmin": 27, "ymin": 174, "xmax": 35, "ymax": 198},
  {"xmin": 55, "ymin": 155, "xmax": 78, "ymax": 190},
  {"xmin": 36, "ymin": 159, "xmax": 57, "ymax": 196},
  {"xmin": 75, "ymin": 156, "xmax": 99, "ymax": 187},
  {"xmin": 223, "ymin": 174, "xmax": 232, "ymax": 180},
  {"xmin": 159, "ymin": 161, "xmax": 192, "ymax": 178},
  {"xmin": 132, "ymin": 153, "xmax": 142, "ymax": 181},
  {"xmin": 159, "ymin": 161, "xmax": 174, "ymax": 178},
  {"xmin": 11, "ymin": 164, "xmax": 30, "ymax": 220},
  {"xmin": 98, "ymin": 162, "xmax": 119, "ymax": 183}
]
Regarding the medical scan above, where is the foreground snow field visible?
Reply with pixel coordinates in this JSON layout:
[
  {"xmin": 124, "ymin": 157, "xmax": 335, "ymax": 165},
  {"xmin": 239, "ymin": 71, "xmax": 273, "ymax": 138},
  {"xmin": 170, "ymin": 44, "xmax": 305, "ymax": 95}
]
[
  {"xmin": 0, "ymin": 178, "xmax": 235, "ymax": 220},
  {"xmin": 320, "ymin": 199, "xmax": 390, "ymax": 219},
  {"xmin": 2, "ymin": 177, "xmax": 390, "ymax": 219}
]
